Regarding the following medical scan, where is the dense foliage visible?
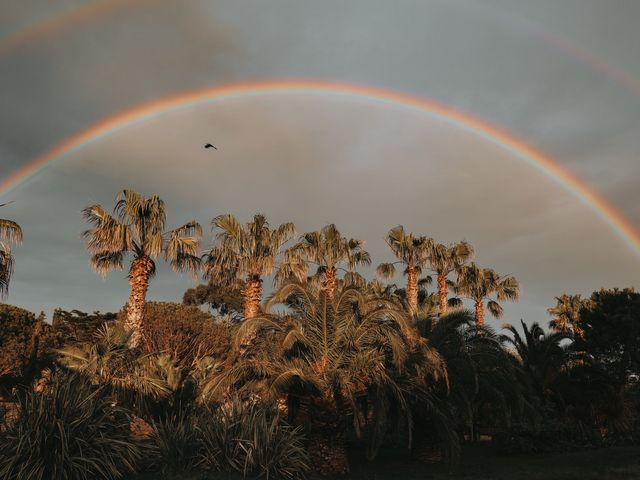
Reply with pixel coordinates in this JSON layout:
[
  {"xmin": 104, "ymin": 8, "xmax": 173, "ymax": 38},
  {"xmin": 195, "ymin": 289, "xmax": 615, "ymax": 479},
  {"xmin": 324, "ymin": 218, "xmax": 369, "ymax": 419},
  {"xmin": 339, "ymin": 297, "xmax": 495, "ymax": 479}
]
[
  {"xmin": 1, "ymin": 194, "xmax": 638, "ymax": 478},
  {"xmin": 0, "ymin": 304, "xmax": 39, "ymax": 381},
  {"xmin": 150, "ymin": 399, "xmax": 310, "ymax": 479},
  {"xmin": 134, "ymin": 301, "xmax": 232, "ymax": 368},
  {"xmin": 0, "ymin": 372, "xmax": 142, "ymax": 480}
]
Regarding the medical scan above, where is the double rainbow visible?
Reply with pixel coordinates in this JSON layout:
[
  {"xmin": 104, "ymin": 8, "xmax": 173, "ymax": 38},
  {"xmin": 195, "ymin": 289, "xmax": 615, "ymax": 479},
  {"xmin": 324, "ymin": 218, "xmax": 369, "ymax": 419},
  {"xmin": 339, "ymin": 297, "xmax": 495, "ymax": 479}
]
[{"xmin": 1, "ymin": 79, "xmax": 639, "ymax": 257}]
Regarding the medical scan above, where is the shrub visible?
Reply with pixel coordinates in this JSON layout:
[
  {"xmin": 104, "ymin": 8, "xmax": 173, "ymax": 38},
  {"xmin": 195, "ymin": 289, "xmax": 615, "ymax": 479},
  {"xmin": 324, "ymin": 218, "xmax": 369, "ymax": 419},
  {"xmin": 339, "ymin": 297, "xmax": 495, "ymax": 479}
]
[
  {"xmin": 0, "ymin": 371, "xmax": 143, "ymax": 480},
  {"xmin": 0, "ymin": 304, "xmax": 39, "ymax": 381},
  {"xmin": 51, "ymin": 309, "xmax": 116, "ymax": 346},
  {"xmin": 125, "ymin": 302, "xmax": 232, "ymax": 368}
]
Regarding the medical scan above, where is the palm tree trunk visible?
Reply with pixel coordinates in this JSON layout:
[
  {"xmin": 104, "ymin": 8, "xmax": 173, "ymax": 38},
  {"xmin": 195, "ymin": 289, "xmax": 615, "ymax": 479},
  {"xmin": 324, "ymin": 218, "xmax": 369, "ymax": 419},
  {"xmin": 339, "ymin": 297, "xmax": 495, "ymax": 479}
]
[
  {"xmin": 474, "ymin": 298, "xmax": 485, "ymax": 330},
  {"xmin": 438, "ymin": 272, "xmax": 448, "ymax": 315},
  {"xmin": 243, "ymin": 274, "xmax": 263, "ymax": 319},
  {"xmin": 323, "ymin": 267, "xmax": 337, "ymax": 302},
  {"xmin": 126, "ymin": 255, "xmax": 154, "ymax": 348},
  {"xmin": 406, "ymin": 265, "xmax": 418, "ymax": 313}
]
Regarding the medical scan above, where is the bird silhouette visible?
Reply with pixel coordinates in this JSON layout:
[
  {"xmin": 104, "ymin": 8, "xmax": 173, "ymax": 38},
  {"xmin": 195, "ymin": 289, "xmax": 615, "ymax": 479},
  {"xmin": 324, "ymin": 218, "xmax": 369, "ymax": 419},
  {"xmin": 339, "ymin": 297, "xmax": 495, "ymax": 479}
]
[
  {"xmin": 204, "ymin": 143, "xmax": 217, "ymax": 150},
  {"xmin": 0, "ymin": 201, "xmax": 14, "ymax": 208}
]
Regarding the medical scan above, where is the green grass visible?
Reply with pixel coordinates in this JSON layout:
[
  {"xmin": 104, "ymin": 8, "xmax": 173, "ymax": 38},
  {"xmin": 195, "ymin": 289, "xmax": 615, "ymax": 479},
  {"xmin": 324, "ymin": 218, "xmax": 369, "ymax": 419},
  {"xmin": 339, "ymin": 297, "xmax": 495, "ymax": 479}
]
[{"xmin": 129, "ymin": 444, "xmax": 640, "ymax": 480}]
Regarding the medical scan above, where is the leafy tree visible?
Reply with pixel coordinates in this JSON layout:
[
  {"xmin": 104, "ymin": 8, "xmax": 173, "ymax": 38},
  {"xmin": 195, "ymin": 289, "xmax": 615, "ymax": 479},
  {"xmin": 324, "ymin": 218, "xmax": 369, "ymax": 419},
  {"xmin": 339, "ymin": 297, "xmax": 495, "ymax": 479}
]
[
  {"xmin": 427, "ymin": 240, "xmax": 474, "ymax": 315},
  {"xmin": 203, "ymin": 214, "xmax": 295, "ymax": 320},
  {"xmin": 135, "ymin": 301, "xmax": 232, "ymax": 368},
  {"xmin": 455, "ymin": 263, "xmax": 520, "ymax": 329},
  {"xmin": 183, "ymin": 281, "xmax": 244, "ymax": 320},
  {"xmin": 82, "ymin": 190, "xmax": 202, "ymax": 347},
  {"xmin": 377, "ymin": 226, "xmax": 432, "ymax": 314},
  {"xmin": 574, "ymin": 288, "xmax": 640, "ymax": 383},
  {"xmin": 548, "ymin": 294, "xmax": 589, "ymax": 339},
  {"xmin": 51, "ymin": 309, "xmax": 117, "ymax": 346},
  {"xmin": 0, "ymin": 209, "xmax": 22, "ymax": 299},
  {"xmin": 278, "ymin": 223, "xmax": 371, "ymax": 301}
]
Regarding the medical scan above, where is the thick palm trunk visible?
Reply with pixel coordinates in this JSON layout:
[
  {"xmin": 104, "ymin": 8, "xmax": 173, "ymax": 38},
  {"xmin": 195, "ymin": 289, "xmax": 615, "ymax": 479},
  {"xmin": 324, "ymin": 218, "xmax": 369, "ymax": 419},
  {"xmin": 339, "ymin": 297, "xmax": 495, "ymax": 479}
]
[
  {"xmin": 474, "ymin": 298, "xmax": 485, "ymax": 330},
  {"xmin": 406, "ymin": 265, "xmax": 418, "ymax": 313},
  {"xmin": 126, "ymin": 255, "xmax": 154, "ymax": 348},
  {"xmin": 323, "ymin": 267, "xmax": 337, "ymax": 302},
  {"xmin": 243, "ymin": 274, "xmax": 263, "ymax": 319},
  {"xmin": 438, "ymin": 272, "xmax": 448, "ymax": 315}
]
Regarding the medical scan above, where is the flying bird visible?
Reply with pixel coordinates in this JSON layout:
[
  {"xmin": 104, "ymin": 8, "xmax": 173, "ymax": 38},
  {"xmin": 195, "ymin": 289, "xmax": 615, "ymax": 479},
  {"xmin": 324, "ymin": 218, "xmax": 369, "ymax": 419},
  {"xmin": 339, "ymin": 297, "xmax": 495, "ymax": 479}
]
[
  {"xmin": 204, "ymin": 143, "xmax": 217, "ymax": 150},
  {"xmin": 0, "ymin": 201, "xmax": 14, "ymax": 208}
]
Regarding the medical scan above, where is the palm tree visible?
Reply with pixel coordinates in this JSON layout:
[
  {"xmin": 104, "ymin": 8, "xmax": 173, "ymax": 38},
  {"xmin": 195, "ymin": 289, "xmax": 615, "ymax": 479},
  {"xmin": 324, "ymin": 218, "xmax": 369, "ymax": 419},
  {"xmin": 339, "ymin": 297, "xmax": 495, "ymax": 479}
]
[
  {"xmin": 203, "ymin": 214, "xmax": 295, "ymax": 320},
  {"xmin": 455, "ymin": 263, "xmax": 519, "ymax": 329},
  {"xmin": 377, "ymin": 226, "xmax": 432, "ymax": 314},
  {"xmin": 427, "ymin": 240, "xmax": 474, "ymax": 315},
  {"xmin": 0, "ymin": 207, "xmax": 22, "ymax": 299},
  {"xmin": 58, "ymin": 323, "xmax": 173, "ymax": 400},
  {"xmin": 82, "ymin": 190, "xmax": 202, "ymax": 348},
  {"xmin": 203, "ymin": 280, "xmax": 445, "ymax": 472},
  {"xmin": 548, "ymin": 294, "xmax": 588, "ymax": 339},
  {"xmin": 501, "ymin": 320, "xmax": 570, "ymax": 400},
  {"xmin": 417, "ymin": 311, "xmax": 530, "ymax": 442},
  {"xmin": 277, "ymin": 224, "xmax": 370, "ymax": 302}
]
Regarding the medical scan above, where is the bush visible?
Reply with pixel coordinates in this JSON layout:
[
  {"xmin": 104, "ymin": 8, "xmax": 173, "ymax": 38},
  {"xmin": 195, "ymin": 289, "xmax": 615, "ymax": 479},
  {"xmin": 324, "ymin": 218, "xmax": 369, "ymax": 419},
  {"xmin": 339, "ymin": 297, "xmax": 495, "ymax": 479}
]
[
  {"xmin": 0, "ymin": 304, "xmax": 39, "ymax": 381},
  {"xmin": 51, "ymin": 309, "xmax": 116, "ymax": 346},
  {"xmin": 125, "ymin": 302, "xmax": 232, "ymax": 368},
  {"xmin": 0, "ymin": 371, "xmax": 143, "ymax": 480}
]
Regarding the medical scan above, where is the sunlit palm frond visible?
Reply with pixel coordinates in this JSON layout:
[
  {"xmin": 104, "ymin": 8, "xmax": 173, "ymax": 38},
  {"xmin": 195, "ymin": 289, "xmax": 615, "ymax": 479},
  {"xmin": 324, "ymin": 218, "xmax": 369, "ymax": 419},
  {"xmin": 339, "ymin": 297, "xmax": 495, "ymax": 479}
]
[
  {"xmin": 376, "ymin": 262, "xmax": 397, "ymax": 279},
  {"xmin": 0, "ymin": 219, "xmax": 23, "ymax": 244}
]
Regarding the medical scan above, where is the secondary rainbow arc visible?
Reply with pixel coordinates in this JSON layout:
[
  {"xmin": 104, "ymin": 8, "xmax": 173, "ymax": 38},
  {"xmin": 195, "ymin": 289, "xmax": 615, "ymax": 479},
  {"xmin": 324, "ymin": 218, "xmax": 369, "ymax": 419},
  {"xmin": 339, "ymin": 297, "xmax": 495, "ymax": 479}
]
[{"xmin": 1, "ymin": 79, "xmax": 639, "ymax": 257}]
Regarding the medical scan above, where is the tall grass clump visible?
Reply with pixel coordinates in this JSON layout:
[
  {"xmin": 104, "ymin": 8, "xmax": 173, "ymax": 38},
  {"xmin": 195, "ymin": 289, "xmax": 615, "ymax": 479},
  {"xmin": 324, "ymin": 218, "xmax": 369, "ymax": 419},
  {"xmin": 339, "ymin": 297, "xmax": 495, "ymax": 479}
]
[
  {"xmin": 150, "ymin": 409, "xmax": 200, "ymax": 473},
  {"xmin": 0, "ymin": 371, "xmax": 142, "ymax": 480},
  {"xmin": 148, "ymin": 397, "xmax": 309, "ymax": 479},
  {"xmin": 195, "ymin": 397, "xmax": 309, "ymax": 480}
]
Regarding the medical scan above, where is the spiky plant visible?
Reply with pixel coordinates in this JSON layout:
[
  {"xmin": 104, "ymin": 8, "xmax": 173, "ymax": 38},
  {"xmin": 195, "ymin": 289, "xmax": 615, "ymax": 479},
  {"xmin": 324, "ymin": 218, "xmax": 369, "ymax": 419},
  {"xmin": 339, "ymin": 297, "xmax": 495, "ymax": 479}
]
[
  {"xmin": 455, "ymin": 263, "xmax": 520, "ymax": 329},
  {"xmin": 82, "ymin": 190, "xmax": 202, "ymax": 347},
  {"xmin": 0, "ymin": 371, "xmax": 141, "ymax": 480},
  {"xmin": 150, "ymin": 408, "xmax": 200, "ymax": 474},
  {"xmin": 196, "ymin": 398, "xmax": 309, "ymax": 479},
  {"xmin": 277, "ymin": 224, "xmax": 371, "ymax": 302},
  {"xmin": 376, "ymin": 226, "xmax": 432, "ymax": 314},
  {"xmin": 203, "ymin": 214, "xmax": 295, "ymax": 320},
  {"xmin": 0, "ymin": 207, "xmax": 22, "ymax": 299},
  {"xmin": 427, "ymin": 240, "xmax": 474, "ymax": 315}
]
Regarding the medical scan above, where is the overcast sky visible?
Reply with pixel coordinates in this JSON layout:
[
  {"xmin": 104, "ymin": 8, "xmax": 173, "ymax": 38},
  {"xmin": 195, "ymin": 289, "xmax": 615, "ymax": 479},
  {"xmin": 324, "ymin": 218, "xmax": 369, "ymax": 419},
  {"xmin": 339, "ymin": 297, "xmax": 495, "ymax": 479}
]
[{"xmin": 1, "ymin": 0, "xmax": 639, "ymax": 328}]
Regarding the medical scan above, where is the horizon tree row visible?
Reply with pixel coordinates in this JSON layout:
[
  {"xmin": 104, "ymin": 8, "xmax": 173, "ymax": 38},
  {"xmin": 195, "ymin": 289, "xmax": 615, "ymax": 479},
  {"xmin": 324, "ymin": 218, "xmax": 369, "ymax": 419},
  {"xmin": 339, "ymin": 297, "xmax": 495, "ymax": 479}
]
[{"xmin": 80, "ymin": 190, "xmax": 520, "ymax": 347}]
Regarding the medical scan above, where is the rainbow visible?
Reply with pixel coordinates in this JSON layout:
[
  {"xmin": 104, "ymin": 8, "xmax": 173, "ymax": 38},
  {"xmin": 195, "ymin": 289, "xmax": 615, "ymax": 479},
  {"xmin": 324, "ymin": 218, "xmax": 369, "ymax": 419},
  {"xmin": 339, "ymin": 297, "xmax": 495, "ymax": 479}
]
[
  {"xmin": 0, "ymin": 0, "xmax": 145, "ymax": 57},
  {"xmin": 1, "ymin": 79, "xmax": 639, "ymax": 257},
  {"xmin": 4, "ymin": 2, "xmax": 640, "ymax": 101}
]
